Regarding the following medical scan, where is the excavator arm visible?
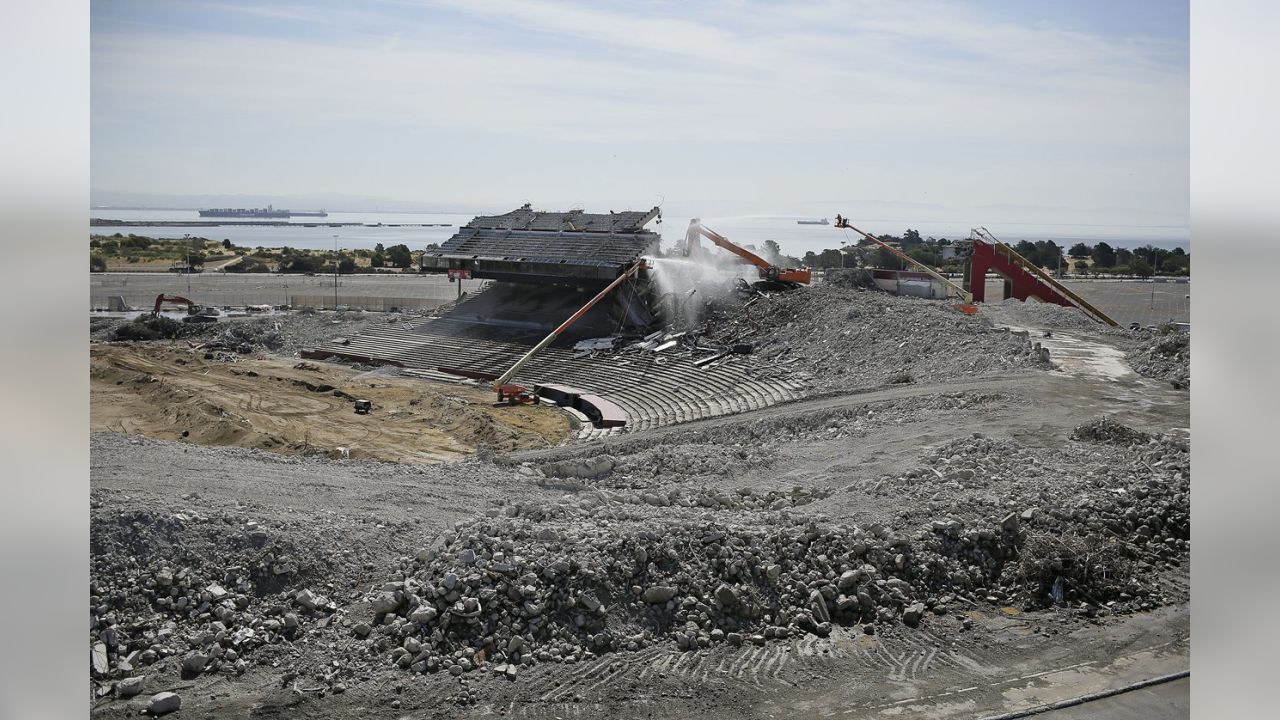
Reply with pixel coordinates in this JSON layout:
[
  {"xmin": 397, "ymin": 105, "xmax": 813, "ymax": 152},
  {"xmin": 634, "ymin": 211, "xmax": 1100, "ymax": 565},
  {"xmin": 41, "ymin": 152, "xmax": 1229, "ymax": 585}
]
[
  {"xmin": 685, "ymin": 220, "xmax": 811, "ymax": 286},
  {"xmin": 151, "ymin": 294, "xmax": 198, "ymax": 317}
]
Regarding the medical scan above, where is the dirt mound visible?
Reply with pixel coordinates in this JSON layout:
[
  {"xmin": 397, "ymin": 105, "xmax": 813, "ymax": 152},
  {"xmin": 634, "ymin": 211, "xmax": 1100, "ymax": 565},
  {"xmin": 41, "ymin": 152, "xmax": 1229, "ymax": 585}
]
[
  {"xmin": 111, "ymin": 316, "xmax": 193, "ymax": 341},
  {"xmin": 1071, "ymin": 417, "xmax": 1153, "ymax": 445},
  {"xmin": 698, "ymin": 284, "xmax": 1041, "ymax": 391},
  {"xmin": 1126, "ymin": 324, "xmax": 1190, "ymax": 388}
]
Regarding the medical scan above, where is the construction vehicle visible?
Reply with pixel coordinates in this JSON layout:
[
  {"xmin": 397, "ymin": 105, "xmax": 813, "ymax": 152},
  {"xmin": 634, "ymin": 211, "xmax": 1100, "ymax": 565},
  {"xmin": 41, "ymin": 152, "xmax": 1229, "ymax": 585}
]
[
  {"xmin": 354, "ymin": 399, "xmax": 373, "ymax": 414},
  {"xmin": 684, "ymin": 220, "xmax": 811, "ymax": 288},
  {"xmin": 150, "ymin": 294, "xmax": 220, "ymax": 323}
]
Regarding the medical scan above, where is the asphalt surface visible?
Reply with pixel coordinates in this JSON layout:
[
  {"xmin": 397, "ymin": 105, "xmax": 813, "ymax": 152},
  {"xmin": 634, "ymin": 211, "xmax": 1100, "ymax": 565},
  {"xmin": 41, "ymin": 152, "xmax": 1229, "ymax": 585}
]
[
  {"xmin": 1035, "ymin": 676, "xmax": 1190, "ymax": 719},
  {"xmin": 984, "ymin": 278, "xmax": 1191, "ymax": 327}
]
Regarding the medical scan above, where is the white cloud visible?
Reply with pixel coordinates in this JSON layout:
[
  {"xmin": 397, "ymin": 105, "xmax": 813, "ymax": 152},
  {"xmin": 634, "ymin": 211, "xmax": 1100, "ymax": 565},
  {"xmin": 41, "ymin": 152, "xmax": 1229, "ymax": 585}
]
[{"xmin": 91, "ymin": 1, "xmax": 1187, "ymax": 222}]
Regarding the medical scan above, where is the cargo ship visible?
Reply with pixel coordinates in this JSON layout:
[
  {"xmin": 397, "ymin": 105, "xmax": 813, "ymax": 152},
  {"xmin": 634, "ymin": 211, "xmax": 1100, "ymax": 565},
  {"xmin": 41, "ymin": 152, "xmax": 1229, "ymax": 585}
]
[
  {"xmin": 198, "ymin": 205, "xmax": 328, "ymax": 218},
  {"xmin": 796, "ymin": 218, "xmax": 829, "ymax": 225}
]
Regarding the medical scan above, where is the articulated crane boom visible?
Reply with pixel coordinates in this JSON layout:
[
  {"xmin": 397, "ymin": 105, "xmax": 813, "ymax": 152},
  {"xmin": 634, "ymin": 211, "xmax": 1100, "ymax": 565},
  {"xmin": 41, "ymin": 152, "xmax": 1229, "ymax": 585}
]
[{"xmin": 486, "ymin": 259, "xmax": 648, "ymax": 403}]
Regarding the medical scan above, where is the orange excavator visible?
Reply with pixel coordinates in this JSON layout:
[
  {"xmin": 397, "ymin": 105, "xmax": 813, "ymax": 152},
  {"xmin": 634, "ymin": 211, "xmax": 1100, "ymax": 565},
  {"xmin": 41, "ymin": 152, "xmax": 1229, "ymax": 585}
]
[
  {"xmin": 150, "ymin": 294, "xmax": 219, "ymax": 323},
  {"xmin": 684, "ymin": 220, "xmax": 811, "ymax": 288}
]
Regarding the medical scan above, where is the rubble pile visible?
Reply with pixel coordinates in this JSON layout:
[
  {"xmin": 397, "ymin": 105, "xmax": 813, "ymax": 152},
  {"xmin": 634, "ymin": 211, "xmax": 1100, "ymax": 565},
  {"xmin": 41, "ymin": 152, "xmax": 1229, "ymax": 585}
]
[
  {"xmin": 996, "ymin": 298, "xmax": 1098, "ymax": 330},
  {"xmin": 89, "ymin": 500, "xmax": 348, "ymax": 687},
  {"xmin": 97, "ymin": 310, "xmax": 384, "ymax": 356},
  {"xmin": 1070, "ymin": 416, "xmax": 1152, "ymax": 445},
  {"xmin": 846, "ymin": 422, "xmax": 1189, "ymax": 609},
  {"xmin": 698, "ymin": 284, "xmax": 1040, "ymax": 390},
  {"xmin": 1125, "ymin": 324, "xmax": 1190, "ymax": 388},
  {"xmin": 349, "ymin": 423, "xmax": 1187, "ymax": 679}
]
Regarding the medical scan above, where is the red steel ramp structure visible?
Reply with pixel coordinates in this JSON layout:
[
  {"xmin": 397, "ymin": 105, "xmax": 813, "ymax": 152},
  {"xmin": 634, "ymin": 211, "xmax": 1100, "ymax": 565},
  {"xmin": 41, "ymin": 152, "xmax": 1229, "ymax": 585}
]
[{"xmin": 964, "ymin": 227, "xmax": 1119, "ymax": 327}]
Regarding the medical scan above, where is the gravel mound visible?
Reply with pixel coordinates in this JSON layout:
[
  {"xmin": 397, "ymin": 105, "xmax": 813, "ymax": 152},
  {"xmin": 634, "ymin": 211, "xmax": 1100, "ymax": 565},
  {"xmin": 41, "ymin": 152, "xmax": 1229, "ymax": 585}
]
[
  {"xmin": 698, "ymin": 284, "xmax": 1042, "ymax": 391},
  {"xmin": 1126, "ymin": 324, "xmax": 1190, "ymax": 388},
  {"xmin": 342, "ymin": 424, "xmax": 1187, "ymax": 683},
  {"xmin": 1071, "ymin": 417, "xmax": 1153, "ymax": 445},
  {"xmin": 996, "ymin": 297, "xmax": 1098, "ymax": 330},
  {"xmin": 89, "ymin": 499, "xmax": 344, "ymax": 681},
  {"xmin": 95, "ymin": 310, "xmax": 394, "ymax": 356}
]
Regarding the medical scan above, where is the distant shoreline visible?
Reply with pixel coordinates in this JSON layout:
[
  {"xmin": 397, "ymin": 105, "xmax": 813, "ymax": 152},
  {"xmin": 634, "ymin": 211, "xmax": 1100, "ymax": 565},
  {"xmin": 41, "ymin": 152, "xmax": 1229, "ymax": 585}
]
[{"xmin": 91, "ymin": 219, "xmax": 453, "ymax": 228}]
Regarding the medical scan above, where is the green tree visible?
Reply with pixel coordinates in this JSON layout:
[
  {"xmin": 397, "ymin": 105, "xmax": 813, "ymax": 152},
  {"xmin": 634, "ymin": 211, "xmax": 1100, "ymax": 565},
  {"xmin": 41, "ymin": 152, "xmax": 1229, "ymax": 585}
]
[
  {"xmin": 902, "ymin": 229, "xmax": 923, "ymax": 246},
  {"xmin": 280, "ymin": 255, "xmax": 323, "ymax": 273},
  {"xmin": 875, "ymin": 246, "xmax": 905, "ymax": 270},
  {"xmin": 1014, "ymin": 240, "xmax": 1039, "ymax": 263},
  {"xmin": 1068, "ymin": 242, "xmax": 1092, "ymax": 258},
  {"xmin": 1073, "ymin": 259, "xmax": 1089, "ymax": 273},
  {"xmin": 337, "ymin": 256, "xmax": 356, "ymax": 274},
  {"xmin": 370, "ymin": 252, "xmax": 385, "ymax": 268},
  {"xmin": 222, "ymin": 238, "xmax": 233, "ymax": 249},
  {"xmin": 386, "ymin": 244, "xmax": 412, "ymax": 268},
  {"xmin": 816, "ymin": 248, "xmax": 843, "ymax": 268},
  {"xmin": 90, "ymin": 255, "xmax": 106, "ymax": 272},
  {"xmin": 1091, "ymin": 242, "xmax": 1116, "ymax": 268},
  {"xmin": 374, "ymin": 243, "xmax": 385, "ymax": 254},
  {"xmin": 1130, "ymin": 257, "xmax": 1153, "ymax": 278}
]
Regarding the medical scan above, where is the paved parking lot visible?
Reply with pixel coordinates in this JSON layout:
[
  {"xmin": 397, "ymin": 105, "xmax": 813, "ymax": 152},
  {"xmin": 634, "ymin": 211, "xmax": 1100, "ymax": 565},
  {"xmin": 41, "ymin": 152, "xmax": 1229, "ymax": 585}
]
[{"xmin": 987, "ymin": 278, "xmax": 1190, "ymax": 327}]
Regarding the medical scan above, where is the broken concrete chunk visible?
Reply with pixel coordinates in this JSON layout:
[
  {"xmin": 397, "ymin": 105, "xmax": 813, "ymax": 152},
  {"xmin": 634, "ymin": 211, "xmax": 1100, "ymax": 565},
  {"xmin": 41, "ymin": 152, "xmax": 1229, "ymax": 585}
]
[
  {"xmin": 370, "ymin": 591, "xmax": 401, "ymax": 614},
  {"xmin": 642, "ymin": 586, "xmax": 677, "ymax": 604},
  {"xmin": 902, "ymin": 602, "xmax": 926, "ymax": 628},
  {"xmin": 117, "ymin": 675, "xmax": 146, "ymax": 698},
  {"xmin": 91, "ymin": 642, "xmax": 109, "ymax": 675},
  {"xmin": 146, "ymin": 691, "xmax": 181, "ymax": 715}
]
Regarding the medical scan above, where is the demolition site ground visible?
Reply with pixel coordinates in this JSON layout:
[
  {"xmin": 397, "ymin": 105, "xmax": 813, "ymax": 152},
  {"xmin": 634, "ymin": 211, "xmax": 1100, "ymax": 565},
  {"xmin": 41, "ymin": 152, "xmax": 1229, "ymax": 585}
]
[{"xmin": 88, "ymin": 280, "xmax": 1190, "ymax": 719}]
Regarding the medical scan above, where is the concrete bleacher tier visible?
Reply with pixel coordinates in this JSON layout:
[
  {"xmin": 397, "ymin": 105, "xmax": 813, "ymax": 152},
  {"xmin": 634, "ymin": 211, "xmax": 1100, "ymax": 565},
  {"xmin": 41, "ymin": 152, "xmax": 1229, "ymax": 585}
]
[{"xmin": 302, "ymin": 317, "xmax": 806, "ymax": 438}]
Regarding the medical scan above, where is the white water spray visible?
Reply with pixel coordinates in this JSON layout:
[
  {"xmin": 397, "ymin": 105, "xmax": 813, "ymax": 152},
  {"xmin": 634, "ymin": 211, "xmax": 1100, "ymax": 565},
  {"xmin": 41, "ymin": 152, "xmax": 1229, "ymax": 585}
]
[{"xmin": 644, "ymin": 220, "xmax": 759, "ymax": 329}]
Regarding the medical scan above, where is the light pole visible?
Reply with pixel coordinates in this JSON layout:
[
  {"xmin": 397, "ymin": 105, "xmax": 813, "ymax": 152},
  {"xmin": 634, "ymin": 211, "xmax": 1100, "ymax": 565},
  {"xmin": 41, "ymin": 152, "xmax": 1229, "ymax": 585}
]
[
  {"xmin": 184, "ymin": 233, "xmax": 192, "ymax": 294},
  {"xmin": 333, "ymin": 234, "xmax": 339, "ymax": 311}
]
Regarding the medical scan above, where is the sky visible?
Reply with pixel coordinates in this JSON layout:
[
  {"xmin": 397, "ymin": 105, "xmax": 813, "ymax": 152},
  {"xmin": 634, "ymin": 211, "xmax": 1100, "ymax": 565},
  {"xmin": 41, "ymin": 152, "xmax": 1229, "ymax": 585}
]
[{"xmin": 91, "ymin": 0, "xmax": 1188, "ymax": 234}]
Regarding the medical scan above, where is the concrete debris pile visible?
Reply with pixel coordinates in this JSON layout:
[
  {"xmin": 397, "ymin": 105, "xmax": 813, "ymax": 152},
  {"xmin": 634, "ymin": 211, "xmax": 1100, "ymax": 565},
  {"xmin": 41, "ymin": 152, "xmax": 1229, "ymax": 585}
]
[
  {"xmin": 822, "ymin": 268, "xmax": 877, "ymax": 289},
  {"xmin": 97, "ymin": 311, "xmax": 381, "ymax": 357},
  {"xmin": 351, "ymin": 421, "xmax": 1187, "ymax": 679},
  {"xmin": 1125, "ymin": 324, "xmax": 1190, "ymax": 389},
  {"xmin": 1070, "ymin": 416, "xmax": 1153, "ymax": 445},
  {"xmin": 995, "ymin": 298, "xmax": 1097, "ymax": 330},
  {"xmin": 847, "ymin": 423, "xmax": 1188, "ymax": 610},
  {"xmin": 89, "ymin": 500, "xmax": 347, "ymax": 690},
  {"xmin": 698, "ymin": 284, "xmax": 1040, "ymax": 390}
]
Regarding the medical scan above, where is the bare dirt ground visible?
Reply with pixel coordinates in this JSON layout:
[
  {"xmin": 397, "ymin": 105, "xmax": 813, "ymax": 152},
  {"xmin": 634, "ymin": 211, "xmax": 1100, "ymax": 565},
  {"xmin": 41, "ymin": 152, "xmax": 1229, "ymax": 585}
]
[
  {"xmin": 88, "ymin": 295, "xmax": 1189, "ymax": 719},
  {"xmin": 91, "ymin": 343, "xmax": 570, "ymax": 462}
]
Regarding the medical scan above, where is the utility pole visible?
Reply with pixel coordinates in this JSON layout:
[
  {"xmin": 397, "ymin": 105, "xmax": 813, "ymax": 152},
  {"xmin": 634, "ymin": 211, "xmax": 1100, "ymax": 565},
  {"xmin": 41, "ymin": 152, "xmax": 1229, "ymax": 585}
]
[
  {"xmin": 333, "ymin": 234, "xmax": 339, "ymax": 311},
  {"xmin": 184, "ymin": 233, "xmax": 192, "ymax": 294}
]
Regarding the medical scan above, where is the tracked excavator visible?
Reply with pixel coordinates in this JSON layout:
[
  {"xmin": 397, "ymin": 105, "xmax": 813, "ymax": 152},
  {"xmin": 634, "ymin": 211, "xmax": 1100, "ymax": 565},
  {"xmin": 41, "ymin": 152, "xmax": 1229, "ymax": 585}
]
[
  {"xmin": 683, "ymin": 220, "xmax": 811, "ymax": 289},
  {"xmin": 150, "ymin": 294, "xmax": 220, "ymax": 323}
]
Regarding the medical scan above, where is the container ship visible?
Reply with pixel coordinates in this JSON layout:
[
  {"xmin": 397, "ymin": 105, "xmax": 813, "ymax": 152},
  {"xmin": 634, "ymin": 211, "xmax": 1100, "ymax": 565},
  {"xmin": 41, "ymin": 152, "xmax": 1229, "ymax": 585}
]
[{"xmin": 198, "ymin": 204, "xmax": 328, "ymax": 218}]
